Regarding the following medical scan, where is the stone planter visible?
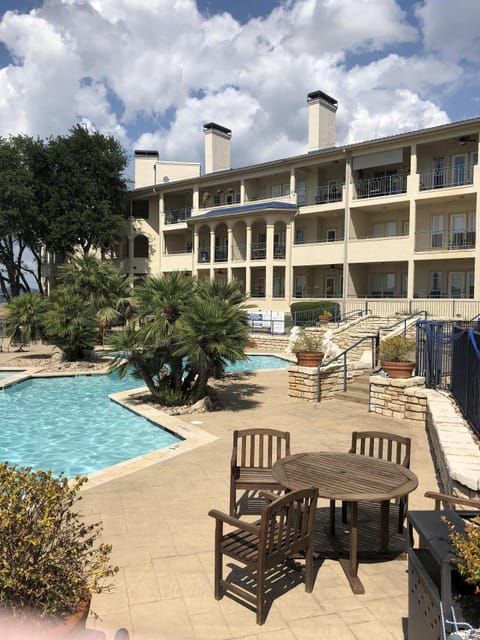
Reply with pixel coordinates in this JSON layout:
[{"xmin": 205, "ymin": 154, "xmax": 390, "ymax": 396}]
[
  {"xmin": 381, "ymin": 360, "xmax": 415, "ymax": 378},
  {"xmin": 295, "ymin": 352, "xmax": 324, "ymax": 367}
]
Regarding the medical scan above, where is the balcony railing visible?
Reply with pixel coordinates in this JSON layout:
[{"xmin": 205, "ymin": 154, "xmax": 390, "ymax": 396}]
[
  {"xmin": 419, "ymin": 164, "xmax": 475, "ymax": 190},
  {"xmin": 354, "ymin": 174, "xmax": 407, "ymax": 199},
  {"xmin": 298, "ymin": 183, "xmax": 343, "ymax": 206},
  {"xmin": 164, "ymin": 208, "xmax": 192, "ymax": 224},
  {"xmin": 293, "ymin": 234, "xmax": 345, "ymax": 245},
  {"xmin": 198, "ymin": 249, "xmax": 210, "ymax": 263},
  {"xmin": 415, "ymin": 228, "xmax": 476, "ymax": 251},
  {"xmin": 214, "ymin": 246, "xmax": 228, "ymax": 262},
  {"xmin": 251, "ymin": 242, "xmax": 266, "ymax": 260},
  {"xmin": 273, "ymin": 242, "xmax": 286, "ymax": 258},
  {"xmin": 163, "ymin": 247, "xmax": 193, "ymax": 255}
]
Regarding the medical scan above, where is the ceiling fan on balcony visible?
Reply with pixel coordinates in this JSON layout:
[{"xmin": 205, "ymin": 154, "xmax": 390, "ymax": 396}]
[
  {"xmin": 326, "ymin": 264, "xmax": 341, "ymax": 272},
  {"xmin": 452, "ymin": 135, "xmax": 476, "ymax": 145}
]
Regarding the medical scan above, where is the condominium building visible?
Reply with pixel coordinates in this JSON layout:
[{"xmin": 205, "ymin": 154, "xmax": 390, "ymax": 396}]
[{"xmin": 125, "ymin": 90, "xmax": 480, "ymax": 315}]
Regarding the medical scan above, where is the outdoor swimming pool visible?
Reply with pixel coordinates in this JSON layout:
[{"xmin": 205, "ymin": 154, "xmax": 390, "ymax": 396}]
[
  {"xmin": 0, "ymin": 370, "xmax": 25, "ymax": 380},
  {"xmin": 0, "ymin": 355, "xmax": 289, "ymax": 477}
]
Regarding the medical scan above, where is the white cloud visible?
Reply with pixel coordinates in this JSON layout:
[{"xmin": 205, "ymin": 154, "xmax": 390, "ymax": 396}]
[{"xmin": 0, "ymin": 0, "xmax": 476, "ymax": 175}]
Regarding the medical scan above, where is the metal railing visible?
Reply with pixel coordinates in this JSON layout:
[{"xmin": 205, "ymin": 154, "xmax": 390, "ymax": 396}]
[
  {"xmin": 298, "ymin": 183, "xmax": 344, "ymax": 206},
  {"xmin": 164, "ymin": 208, "xmax": 192, "ymax": 224},
  {"xmin": 251, "ymin": 242, "xmax": 266, "ymax": 260},
  {"xmin": 414, "ymin": 228, "xmax": 476, "ymax": 251},
  {"xmin": 419, "ymin": 164, "xmax": 475, "ymax": 191},
  {"xmin": 317, "ymin": 335, "xmax": 378, "ymax": 407},
  {"xmin": 451, "ymin": 326, "xmax": 480, "ymax": 437},
  {"xmin": 354, "ymin": 174, "xmax": 407, "ymax": 199}
]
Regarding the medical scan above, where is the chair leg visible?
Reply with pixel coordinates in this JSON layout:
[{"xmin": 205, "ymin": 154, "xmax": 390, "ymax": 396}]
[
  {"xmin": 341, "ymin": 500, "xmax": 348, "ymax": 524},
  {"xmin": 329, "ymin": 499, "xmax": 336, "ymax": 535},
  {"xmin": 256, "ymin": 567, "xmax": 265, "ymax": 625},
  {"xmin": 304, "ymin": 544, "xmax": 314, "ymax": 593},
  {"xmin": 214, "ymin": 520, "xmax": 224, "ymax": 600},
  {"xmin": 398, "ymin": 495, "xmax": 408, "ymax": 534},
  {"xmin": 229, "ymin": 479, "xmax": 236, "ymax": 516}
]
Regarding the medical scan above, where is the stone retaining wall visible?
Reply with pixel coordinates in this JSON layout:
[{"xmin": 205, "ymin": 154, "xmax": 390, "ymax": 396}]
[
  {"xmin": 287, "ymin": 362, "xmax": 370, "ymax": 402},
  {"xmin": 248, "ymin": 333, "xmax": 290, "ymax": 352},
  {"xmin": 369, "ymin": 375, "xmax": 428, "ymax": 422}
]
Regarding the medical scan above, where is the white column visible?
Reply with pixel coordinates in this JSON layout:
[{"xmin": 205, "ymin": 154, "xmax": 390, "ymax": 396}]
[
  {"xmin": 193, "ymin": 187, "xmax": 199, "ymax": 210},
  {"xmin": 407, "ymin": 200, "xmax": 416, "ymax": 299},
  {"xmin": 246, "ymin": 224, "xmax": 252, "ymax": 296},
  {"xmin": 285, "ymin": 221, "xmax": 293, "ymax": 304},
  {"xmin": 265, "ymin": 222, "xmax": 274, "ymax": 300},
  {"xmin": 227, "ymin": 226, "xmax": 233, "ymax": 280},
  {"xmin": 210, "ymin": 229, "xmax": 215, "ymax": 278},
  {"xmin": 290, "ymin": 167, "xmax": 296, "ymax": 201},
  {"xmin": 193, "ymin": 230, "xmax": 199, "ymax": 276}
]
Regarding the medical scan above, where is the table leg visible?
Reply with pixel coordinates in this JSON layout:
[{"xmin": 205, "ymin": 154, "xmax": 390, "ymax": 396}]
[
  {"xmin": 336, "ymin": 501, "xmax": 365, "ymax": 595},
  {"xmin": 380, "ymin": 500, "xmax": 389, "ymax": 553},
  {"xmin": 329, "ymin": 499, "xmax": 336, "ymax": 536}
]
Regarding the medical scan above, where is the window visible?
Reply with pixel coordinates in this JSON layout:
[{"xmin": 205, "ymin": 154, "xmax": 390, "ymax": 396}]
[
  {"xmin": 429, "ymin": 271, "xmax": 442, "ymax": 297},
  {"xmin": 272, "ymin": 185, "xmax": 282, "ymax": 197},
  {"xmin": 132, "ymin": 200, "xmax": 149, "ymax": 218},
  {"xmin": 370, "ymin": 273, "xmax": 395, "ymax": 297},
  {"xmin": 133, "ymin": 235, "xmax": 149, "ymax": 258},
  {"xmin": 326, "ymin": 229, "xmax": 336, "ymax": 242},
  {"xmin": 295, "ymin": 228, "xmax": 304, "ymax": 243},
  {"xmin": 452, "ymin": 153, "xmax": 468, "ymax": 185},
  {"xmin": 431, "ymin": 214, "xmax": 444, "ymax": 248},
  {"xmin": 283, "ymin": 183, "xmax": 290, "ymax": 196},
  {"xmin": 449, "ymin": 272, "xmax": 465, "ymax": 298},
  {"xmin": 373, "ymin": 221, "xmax": 397, "ymax": 238},
  {"xmin": 432, "ymin": 157, "xmax": 445, "ymax": 188},
  {"xmin": 324, "ymin": 276, "xmax": 335, "ymax": 297},
  {"xmin": 297, "ymin": 180, "xmax": 306, "ymax": 205}
]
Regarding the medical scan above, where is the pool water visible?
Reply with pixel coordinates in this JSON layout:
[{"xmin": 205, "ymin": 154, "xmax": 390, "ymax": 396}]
[{"xmin": 0, "ymin": 355, "xmax": 289, "ymax": 477}]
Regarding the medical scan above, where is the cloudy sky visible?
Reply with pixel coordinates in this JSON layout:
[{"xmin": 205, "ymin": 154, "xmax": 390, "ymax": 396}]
[{"xmin": 1, "ymin": 0, "xmax": 480, "ymax": 178}]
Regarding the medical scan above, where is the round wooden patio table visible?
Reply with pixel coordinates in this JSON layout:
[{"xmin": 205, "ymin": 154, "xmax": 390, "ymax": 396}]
[{"xmin": 272, "ymin": 451, "xmax": 418, "ymax": 594}]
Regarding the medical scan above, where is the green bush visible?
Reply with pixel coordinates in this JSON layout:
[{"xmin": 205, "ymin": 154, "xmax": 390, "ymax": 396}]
[
  {"xmin": 379, "ymin": 335, "xmax": 416, "ymax": 362},
  {"xmin": 0, "ymin": 463, "xmax": 117, "ymax": 620},
  {"xmin": 290, "ymin": 301, "xmax": 340, "ymax": 317}
]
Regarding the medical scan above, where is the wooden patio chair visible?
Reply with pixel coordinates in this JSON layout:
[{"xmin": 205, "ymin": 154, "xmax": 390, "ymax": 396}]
[
  {"xmin": 424, "ymin": 491, "xmax": 480, "ymax": 511},
  {"xmin": 337, "ymin": 431, "xmax": 412, "ymax": 533},
  {"xmin": 209, "ymin": 487, "xmax": 318, "ymax": 624},
  {"xmin": 229, "ymin": 428, "xmax": 291, "ymax": 516}
]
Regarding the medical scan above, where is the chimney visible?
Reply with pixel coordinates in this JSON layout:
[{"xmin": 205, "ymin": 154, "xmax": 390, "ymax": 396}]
[
  {"xmin": 134, "ymin": 149, "xmax": 159, "ymax": 188},
  {"xmin": 307, "ymin": 90, "xmax": 338, "ymax": 152},
  {"xmin": 203, "ymin": 122, "xmax": 232, "ymax": 173}
]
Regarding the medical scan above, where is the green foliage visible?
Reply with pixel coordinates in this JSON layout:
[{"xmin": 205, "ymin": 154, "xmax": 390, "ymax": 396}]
[
  {"xmin": 447, "ymin": 518, "xmax": 480, "ymax": 593},
  {"xmin": 107, "ymin": 274, "xmax": 248, "ymax": 405},
  {"xmin": 379, "ymin": 334, "xmax": 416, "ymax": 362},
  {"xmin": 290, "ymin": 301, "xmax": 339, "ymax": 317},
  {"xmin": 42, "ymin": 291, "xmax": 99, "ymax": 361},
  {"xmin": 291, "ymin": 329, "xmax": 324, "ymax": 353},
  {"xmin": 0, "ymin": 463, "xmax": 117, "ymax": 620},
  {"xmin": 5, "ymin": 293, "xmax": 48, "ymax": 345}
]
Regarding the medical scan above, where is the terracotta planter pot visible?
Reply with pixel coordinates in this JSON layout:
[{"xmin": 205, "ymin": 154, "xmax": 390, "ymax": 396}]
[
  {"xmin": 381, "ymin": 360, "xmax": 415, "ymax": 378},
  {"xmin": 296, "ymin": 352, "xmax": 324, "ymax": 367},
  {"xmin": 0, "ymin": 597, "xmax": 92, "ymax": 640},
  {"xmin": 318, "ymin": 315, "xmax": 331, "ymax": 324}
]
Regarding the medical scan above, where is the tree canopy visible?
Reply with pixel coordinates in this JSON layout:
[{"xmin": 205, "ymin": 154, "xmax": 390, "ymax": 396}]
[{"xmin": 0, "ymin": 125, "xmax": 129, "ymax": 299}]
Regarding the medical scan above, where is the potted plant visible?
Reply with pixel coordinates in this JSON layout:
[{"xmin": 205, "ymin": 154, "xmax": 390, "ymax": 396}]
[
  {"xmin": 445, "ymin": 515, "xmax": 480, "ymax": 626},
  {"xmin": 0, "ymin": 463, "xmax": 118, "ymax": 637},
  {"xmin": 292, "ymin": 329, "xmax": 324, "ymax": 367},
  {"xmin": 318, "ymin": 309, "xmax": 333, "ymax": 324},
  {"xmin": 379, "ymin": 334, "xmax": 416, "ymax": 378}
]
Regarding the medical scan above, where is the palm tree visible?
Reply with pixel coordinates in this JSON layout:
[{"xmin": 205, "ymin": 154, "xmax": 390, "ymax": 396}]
[
  {"xmin": 42, "ymin": 291, "xmax": 99, "ymax": 361},
  {"xmin": 176, "ymin": 296, "xmax": 249, "ymax": 402},
  {"xmin": 5, "ymin": 293, "xmax": 48, "ymax": 347}
]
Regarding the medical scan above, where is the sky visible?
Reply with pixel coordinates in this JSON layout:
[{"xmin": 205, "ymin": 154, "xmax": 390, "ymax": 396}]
[{"xmin": 1, "ymin": 0, "xmax": 480, "ymax": 179}]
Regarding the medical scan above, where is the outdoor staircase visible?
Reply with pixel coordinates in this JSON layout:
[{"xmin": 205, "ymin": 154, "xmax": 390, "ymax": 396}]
[{"xmin": 334, "ymin": 371, "xmax": 371, "ymax": 405}]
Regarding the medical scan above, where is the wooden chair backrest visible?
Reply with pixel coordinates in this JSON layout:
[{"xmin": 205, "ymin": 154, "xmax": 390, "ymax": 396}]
[
  {"xmin": 350, "ymin": 430, "xmax": 411, "ymax": 468},
  {"xmin": 259, "ymin": 487, "xmax": 318, "ymax": 565},
  {"xmin": 424, "ymin": 491, "xmax": 480, "ymax": 511},
  {"xmin": 232, "ymin": 428, "xmax": 291, "ymax": 470}
]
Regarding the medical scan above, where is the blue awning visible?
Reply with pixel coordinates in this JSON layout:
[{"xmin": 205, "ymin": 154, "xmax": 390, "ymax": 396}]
[{"xmin": 188, "ymin": 200, "xmax": 297, "ymax": 222}]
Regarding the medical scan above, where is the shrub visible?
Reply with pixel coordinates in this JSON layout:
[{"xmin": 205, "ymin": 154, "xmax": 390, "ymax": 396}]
[
  {"xmin": 447, "ymin": 517, "xmax": 480, "ymax": 593},
  {"xmin": 292, "ymin": 330, "xmax": 324, "ymax": 353},
  {"xmin": 379, "ymin": 334, "xmax": 416, "ymax": 362},
  {"xmin": 0, "ymin": 463, "xmax": 118, "ymax": 621}
]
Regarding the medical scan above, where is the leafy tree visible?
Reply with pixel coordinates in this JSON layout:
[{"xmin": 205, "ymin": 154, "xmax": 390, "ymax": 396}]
[
  {"xmin": 107, "ymin": 274, "xmax": 249, "ymax": 405},
  {"xmin": 42, "ymin": 125, "xmax": 129, "ymax": 258},
  {"xmin": 0, "ymin": 136, "xmax": 43, "ymax": 298},
  {"xmin": 5, "ymin": 292, "xmax": 48, "ymax": 346}
]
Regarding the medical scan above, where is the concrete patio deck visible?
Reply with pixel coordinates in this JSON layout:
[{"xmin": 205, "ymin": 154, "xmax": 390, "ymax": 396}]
[{"xmin": 0, "ymin": 346, "xmax": 439, "ymax": 639}]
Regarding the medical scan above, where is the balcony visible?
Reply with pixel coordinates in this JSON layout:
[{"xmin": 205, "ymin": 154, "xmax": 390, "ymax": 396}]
[
  {"xmin": 251, "ymin": 242, "xmax": 266, "ymax": 260},
  {"xmin": 274, "ymin": 242, "xmax": 286, "ymax": 259},
  {"xmin": 419, "ymin": 164, "xmax": 474, "ymax": 191},
  {"xmin": 354, "ymin": 174, "xmax": 407, "ymax": 199},
  {"xmin": 198, "ymin": 249, "xmax": 210, "ymax": 263},
  {"xmin": 415, "ymin": 228, "xmax": 476, "ymax": 252},
  {"xmin": 164, "ymin": 208, "xmax": 192, "ymax": 224},
  {"xmin": 299, "ymin": 183, "xmax": 344, "ymax": 206},
  {"xmin": 214, "ymin": 246, "xmax": 228, "ymax": 262}
]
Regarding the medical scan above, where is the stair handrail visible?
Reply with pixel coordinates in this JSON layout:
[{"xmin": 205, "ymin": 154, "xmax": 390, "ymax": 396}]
[
  {"xmin": 378, "ymin": 311, "xmax": 428, "ymax": 337},
  {"xmin": 316, "ymin": 334, "xmax": 378, "ymax": 405}
]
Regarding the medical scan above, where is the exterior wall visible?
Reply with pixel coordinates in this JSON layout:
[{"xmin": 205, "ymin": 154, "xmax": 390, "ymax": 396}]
[{"xmin": 126, "ymin": 114, "xmax": 480, "ymax": 314}]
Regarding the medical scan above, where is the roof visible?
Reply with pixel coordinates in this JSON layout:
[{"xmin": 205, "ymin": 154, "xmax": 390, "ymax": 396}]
[{"xmin": 187, "ymin": 200, "xmax": 297, "ymax": 222}]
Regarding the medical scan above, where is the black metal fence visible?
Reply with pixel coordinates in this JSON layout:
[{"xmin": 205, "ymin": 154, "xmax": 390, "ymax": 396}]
[
  {"xmin": 415, "ymin": 320, "xmax": 480, "ymax": 389},
  {"xmin": 451, "ymin": 326, "xmax": 480, "ymax": 438}
]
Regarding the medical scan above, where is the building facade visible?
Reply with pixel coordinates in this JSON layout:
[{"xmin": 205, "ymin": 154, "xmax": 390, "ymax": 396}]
[{"xmin": 124, "ymin": 91, "xmax": 480, "ymax": 316}]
